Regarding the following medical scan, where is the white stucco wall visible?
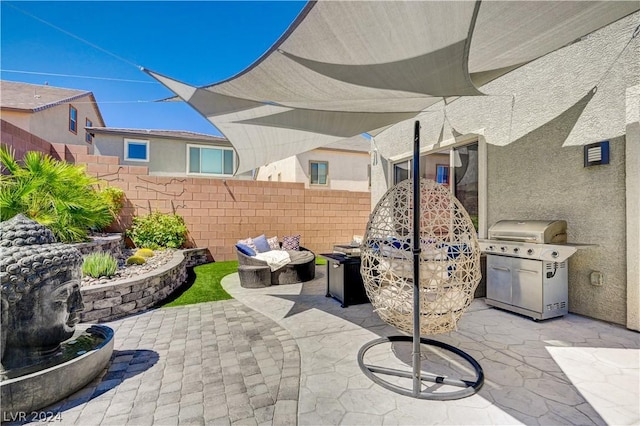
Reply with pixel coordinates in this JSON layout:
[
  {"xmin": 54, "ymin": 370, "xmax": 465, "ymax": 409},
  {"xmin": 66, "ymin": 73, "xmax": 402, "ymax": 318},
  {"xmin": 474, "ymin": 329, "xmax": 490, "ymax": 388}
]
[
  {"xmin": 372, "ymin": 12, "xmax": 639, "ymax": 326},
  {"xmin": 256, "ymin": 157, "xmax": 300, "ymax": 182},
  {"xmin": 626, "ymin": 84, "xmax": 640, "ymax": 332},
  {"xmin": 257, "ymin": 148, "xmax": 371, "ymax": 191}
]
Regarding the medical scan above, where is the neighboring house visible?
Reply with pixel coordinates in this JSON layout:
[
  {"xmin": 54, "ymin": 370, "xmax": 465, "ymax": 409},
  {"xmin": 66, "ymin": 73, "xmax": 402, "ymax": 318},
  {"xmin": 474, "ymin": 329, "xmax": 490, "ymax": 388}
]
[
  {"xmin": 371, "ymin": 13, "xmax": 639, "ymax": 329},
  {"xmin": 0, "ymin": 80, "xmax": 105, "ymax": 148},
  {"xmin": 256, "ymin": 135, "xmax": 371, "ymax": 191},
  {"xmin": 89, "ymin": 127, "xmax": 253, "ymax": 179}
]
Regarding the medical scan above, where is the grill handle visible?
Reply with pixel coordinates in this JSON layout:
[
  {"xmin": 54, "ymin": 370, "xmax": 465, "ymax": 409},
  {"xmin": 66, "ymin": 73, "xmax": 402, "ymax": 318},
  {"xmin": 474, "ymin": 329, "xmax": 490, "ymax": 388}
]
[
  {"xmin": 489, "ymin": 235, "xmax": 537, "ymax": 242},
  {"xmin": 516, "ymin": 269, "xmax": 538, "ymax": 275},
  {"xmin": 490, "ymin": 266, "xmax": 510, "ymax": 272}
]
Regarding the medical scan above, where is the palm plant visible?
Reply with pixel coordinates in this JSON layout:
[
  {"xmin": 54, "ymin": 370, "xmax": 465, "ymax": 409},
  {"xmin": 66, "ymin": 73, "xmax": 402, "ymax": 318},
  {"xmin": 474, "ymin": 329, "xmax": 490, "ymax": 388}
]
[{"xmin": 0, "ymin": 146, "xmax": 114, "ymax": 243}]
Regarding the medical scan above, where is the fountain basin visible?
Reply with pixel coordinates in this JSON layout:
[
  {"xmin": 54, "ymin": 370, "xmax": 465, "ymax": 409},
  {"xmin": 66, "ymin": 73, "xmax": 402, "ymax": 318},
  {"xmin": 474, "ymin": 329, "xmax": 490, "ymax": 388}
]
[{"xmin": 1, "ymin": 324, "xmax": 114, "ymax": 418}]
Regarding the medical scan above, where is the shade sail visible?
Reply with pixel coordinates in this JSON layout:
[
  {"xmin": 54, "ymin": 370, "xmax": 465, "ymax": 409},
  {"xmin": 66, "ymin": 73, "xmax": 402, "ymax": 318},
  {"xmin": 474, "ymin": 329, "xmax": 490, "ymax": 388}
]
[{"xmin": 144, "ymin": 1, "xmax": 638, "ymax": 174}]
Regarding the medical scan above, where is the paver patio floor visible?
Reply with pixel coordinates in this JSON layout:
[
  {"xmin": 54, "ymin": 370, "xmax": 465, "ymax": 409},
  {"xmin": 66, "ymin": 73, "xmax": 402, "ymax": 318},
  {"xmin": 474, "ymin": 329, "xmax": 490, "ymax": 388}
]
[
  {"xmin": 223, "ymin": 266, "xmax": 640, "ymax": 425},
  {"xmin": 17, "ymin": 265, "xmax": 639, "ymax": 425}
]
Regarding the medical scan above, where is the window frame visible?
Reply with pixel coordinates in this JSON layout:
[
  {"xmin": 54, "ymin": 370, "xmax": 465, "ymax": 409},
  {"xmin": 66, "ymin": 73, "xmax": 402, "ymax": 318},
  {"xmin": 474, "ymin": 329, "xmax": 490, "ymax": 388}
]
[
  {"xmin": 186, "ymin": 144, "xmax": 235, "ymax": 176},
  {"xmin": 309, "ymin": 160, "xmax": 329, "ymax": 186},
  {"xmin": 388, "ymin": 135, "xmax": 487, "ymax": 238},
  {"xmin": 85, "ymin": 118, "xmax": 93, "ymax": 143},
  {"xmin": 68, "ymin": 105, "xmax": 78, "ymax": 134},
  {"xmin": 124, "ymin": 138, "xmax": 150, "ymax": 162}
]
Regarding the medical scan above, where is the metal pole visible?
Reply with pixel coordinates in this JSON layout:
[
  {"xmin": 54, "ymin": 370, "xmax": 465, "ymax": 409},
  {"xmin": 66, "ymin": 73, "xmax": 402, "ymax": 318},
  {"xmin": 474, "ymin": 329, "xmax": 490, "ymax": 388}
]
[{"xmin": 412, "ymin": 120, "xmax": 421, "ymax": 396}]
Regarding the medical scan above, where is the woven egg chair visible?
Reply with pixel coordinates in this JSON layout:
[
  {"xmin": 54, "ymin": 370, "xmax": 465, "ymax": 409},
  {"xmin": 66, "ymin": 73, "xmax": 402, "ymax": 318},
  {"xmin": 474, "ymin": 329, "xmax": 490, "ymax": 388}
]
[{"xmin": 357, "ymin": 121, "xmax": 484, "ymax": 400}]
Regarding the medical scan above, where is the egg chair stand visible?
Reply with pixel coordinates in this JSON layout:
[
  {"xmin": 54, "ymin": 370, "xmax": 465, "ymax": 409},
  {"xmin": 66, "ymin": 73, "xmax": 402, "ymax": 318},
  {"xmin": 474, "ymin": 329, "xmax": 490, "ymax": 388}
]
[{"xmin": 357, "ymin": 120, "xmax": 484, "ymax": 400}]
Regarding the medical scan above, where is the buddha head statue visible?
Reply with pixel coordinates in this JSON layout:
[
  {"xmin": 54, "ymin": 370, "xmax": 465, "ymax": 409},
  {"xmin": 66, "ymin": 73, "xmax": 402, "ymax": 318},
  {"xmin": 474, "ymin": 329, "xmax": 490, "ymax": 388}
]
[{"xmin": 0, "ymin": 215, "xmax": 84, "ymax": 371}]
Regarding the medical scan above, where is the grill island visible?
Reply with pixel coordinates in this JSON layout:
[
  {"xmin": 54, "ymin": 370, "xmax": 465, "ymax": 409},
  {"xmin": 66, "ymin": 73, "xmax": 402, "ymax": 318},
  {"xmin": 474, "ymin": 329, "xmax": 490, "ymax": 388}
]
[{"xmin": 479, "ymin": 220, "xmax": 589, "ymax": 320}]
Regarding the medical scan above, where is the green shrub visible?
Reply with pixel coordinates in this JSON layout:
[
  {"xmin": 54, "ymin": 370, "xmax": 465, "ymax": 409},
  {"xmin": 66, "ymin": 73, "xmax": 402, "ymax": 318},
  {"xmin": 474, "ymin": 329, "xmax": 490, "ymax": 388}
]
[
  {"xmin": 134, "ymin": 248, "xmax": 155, "ymax": 258},
  {"xmin": 126, "ymin": 255, "xmax": 146, "ymax": 265},
  {"xmin": 82, "ymin": 252, "xmax": 118, "ymax": 278},
  {"xmin": 127, "ymin": 211, "xmax": 187, "ymax": 249},
  {"xmin": 0, "ymin": 147, "xmax": 114, "ymax": 242},
  {"xmin": 99, "ymin": 185, "xmax": 125, "ymax": 217}
]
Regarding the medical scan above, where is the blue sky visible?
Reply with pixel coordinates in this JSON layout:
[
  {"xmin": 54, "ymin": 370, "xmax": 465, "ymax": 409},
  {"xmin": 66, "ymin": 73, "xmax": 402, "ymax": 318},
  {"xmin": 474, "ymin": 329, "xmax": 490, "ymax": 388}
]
[{"xmin": 1, "ymin": 1, "xmax": 307, "ymax": 136}]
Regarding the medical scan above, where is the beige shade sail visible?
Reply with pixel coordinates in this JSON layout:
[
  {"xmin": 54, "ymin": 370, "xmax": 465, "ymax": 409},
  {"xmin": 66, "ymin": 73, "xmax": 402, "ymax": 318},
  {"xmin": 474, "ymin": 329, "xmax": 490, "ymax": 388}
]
[{"xmin": 144, "ymin": 1, "xmax": 638, "ymax": 174}]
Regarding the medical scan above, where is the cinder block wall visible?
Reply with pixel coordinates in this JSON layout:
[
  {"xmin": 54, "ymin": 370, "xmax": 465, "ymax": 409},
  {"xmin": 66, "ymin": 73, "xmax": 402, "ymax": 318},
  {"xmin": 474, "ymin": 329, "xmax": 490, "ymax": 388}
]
[
  {"xmin": 1, "ymin": 120, "xmax": 53, "ymax": 160},
  {"xmin": 93, "ymin": 172, "xmax": 370, "ymax": 261},
  {"xmin": 2, "ymin": 125, "xmax": 371, "ymax": 261}
]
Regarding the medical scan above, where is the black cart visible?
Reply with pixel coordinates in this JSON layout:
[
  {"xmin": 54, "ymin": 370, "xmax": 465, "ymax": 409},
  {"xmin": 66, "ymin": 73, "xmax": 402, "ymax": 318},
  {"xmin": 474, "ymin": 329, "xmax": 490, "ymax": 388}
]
[{"xmin": 319, "ymin": 253, "xmax": 369, "ymax": 308}]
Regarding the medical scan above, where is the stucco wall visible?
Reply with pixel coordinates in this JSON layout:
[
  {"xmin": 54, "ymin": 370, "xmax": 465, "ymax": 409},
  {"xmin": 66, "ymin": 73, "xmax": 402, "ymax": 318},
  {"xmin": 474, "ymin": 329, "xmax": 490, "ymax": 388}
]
[
  {"xmin": 256, "ymin": 156, "xmax": 299, "ymax": 182},
  {"xmin": 2, "ymin": 94, "xmax": 100, "ymax": 149},
  {"xmin": 94, "ymin": 133, "xmax": 252, "ymax": 179},
  {"xmin": 257, "ymin": 149, "xmax": 370, "ymax": 191},
  {"xmin": 297, "ymin": 149, "xmax": 370, "ymax": 191},
  {"xmin": 371, "ymin": 13, "xmax": 639, "ymax": 326}
]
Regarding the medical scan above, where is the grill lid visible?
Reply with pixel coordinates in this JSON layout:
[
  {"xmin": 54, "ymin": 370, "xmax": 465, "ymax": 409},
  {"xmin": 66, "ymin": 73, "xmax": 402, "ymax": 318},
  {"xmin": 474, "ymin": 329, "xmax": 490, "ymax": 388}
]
[{"xmin": 488, "ymin": 220, "xmax": 567, "ymax": 244}]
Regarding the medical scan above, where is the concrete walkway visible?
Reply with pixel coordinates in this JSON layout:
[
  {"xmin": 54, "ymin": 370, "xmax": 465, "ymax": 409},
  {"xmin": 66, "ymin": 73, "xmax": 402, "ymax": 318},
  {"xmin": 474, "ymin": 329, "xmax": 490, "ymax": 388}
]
[
  {"xmin": 223, "ymin": 266, "xmax": 640, "ymax": 425},
  {"xmin": 20, "ymin": 265, "xmax": 640, "ymax": 425}
]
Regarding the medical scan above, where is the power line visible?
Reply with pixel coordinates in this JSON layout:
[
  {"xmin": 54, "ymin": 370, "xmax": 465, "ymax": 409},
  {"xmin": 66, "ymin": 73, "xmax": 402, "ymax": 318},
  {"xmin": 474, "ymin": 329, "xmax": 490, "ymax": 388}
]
[
  {"xmin": 1, "ymin": 69, "xmax": 156, "ymax": 84},
  {"xmin": 5, "ymin": 2, "xmax": 141, "ymax": 69}
]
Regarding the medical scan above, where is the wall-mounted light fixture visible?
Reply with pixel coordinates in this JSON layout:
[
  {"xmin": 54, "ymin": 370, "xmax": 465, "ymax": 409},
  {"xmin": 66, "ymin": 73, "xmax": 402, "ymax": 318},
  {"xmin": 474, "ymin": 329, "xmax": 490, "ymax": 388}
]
[{"xmin": 584, "ymin": 141, "xmax": 609, "ymax": 167}]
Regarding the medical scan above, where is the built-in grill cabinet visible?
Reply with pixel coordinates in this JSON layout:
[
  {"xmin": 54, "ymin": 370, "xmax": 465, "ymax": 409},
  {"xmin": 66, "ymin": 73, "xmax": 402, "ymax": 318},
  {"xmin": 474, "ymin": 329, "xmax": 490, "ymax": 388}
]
[
  {"xmin": 486, "ymin": 255, "xmax": 568, "ymax": 320},
  {"xmin": 479, "ymin": 220, "xmax": 577, "ymax": 321}
]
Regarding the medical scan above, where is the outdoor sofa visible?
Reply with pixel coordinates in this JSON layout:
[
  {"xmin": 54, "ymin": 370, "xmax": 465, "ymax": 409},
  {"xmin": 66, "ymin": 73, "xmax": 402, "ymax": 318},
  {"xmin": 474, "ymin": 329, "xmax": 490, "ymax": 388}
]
[{"xmin": 235, "ymin": 234, "xmax": 315, "ymax": 287}]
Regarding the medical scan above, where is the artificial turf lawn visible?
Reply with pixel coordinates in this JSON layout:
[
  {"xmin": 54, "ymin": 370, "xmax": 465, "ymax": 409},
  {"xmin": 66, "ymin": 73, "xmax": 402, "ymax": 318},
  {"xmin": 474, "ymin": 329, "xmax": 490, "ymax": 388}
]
[{"xmin": 162, "ymin": 260, "xmax": 237, "ymax": 307}]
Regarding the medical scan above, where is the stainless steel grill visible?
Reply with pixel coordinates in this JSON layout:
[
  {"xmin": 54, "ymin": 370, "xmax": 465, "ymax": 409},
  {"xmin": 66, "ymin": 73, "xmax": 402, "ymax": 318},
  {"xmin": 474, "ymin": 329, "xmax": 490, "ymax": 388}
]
[{"xmin": 479, "ymin": 220, "xmax": 578, "ymax": 320}]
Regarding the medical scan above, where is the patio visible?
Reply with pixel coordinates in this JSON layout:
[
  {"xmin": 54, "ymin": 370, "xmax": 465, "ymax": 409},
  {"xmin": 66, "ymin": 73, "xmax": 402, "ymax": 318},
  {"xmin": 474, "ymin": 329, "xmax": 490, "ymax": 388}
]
[
  {"xmin": 31, "ymin": 265, "xmax": 639, "ymax": 425},
  {"xmin": 225, "ymin": 266, "xmax": 639, "ymax": 425}
]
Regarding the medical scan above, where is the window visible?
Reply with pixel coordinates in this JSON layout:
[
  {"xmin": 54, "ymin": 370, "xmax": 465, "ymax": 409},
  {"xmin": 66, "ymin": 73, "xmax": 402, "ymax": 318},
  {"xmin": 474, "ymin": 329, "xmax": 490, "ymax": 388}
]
[
  {"xmin": 188, "ymin": 145, "xmax": 234, "ymax": 175},
  {"xmin": 436, "ymin": 164, "xmax": 449, "ymax": 185},
  {"xmin": 85, "ymin": 118, "xmax": 93, "ymax": 143},
  {"xmin": 393, "ymin": 160, "xmax": 411, "ymax": 185},
  {"xmin": 389, "ymin": 139, "xmax": 484, "ymax": 235},
  {"xmin": 124, "ymin": 139, "xmax": 149, "ymax": 162},
  {"xmin": 69, "ymin": 105, "xmax": 77, "ymax": 134},
  {"xmin": 310, "ymin": 161, "xmax": 328, "ymax": 185}
]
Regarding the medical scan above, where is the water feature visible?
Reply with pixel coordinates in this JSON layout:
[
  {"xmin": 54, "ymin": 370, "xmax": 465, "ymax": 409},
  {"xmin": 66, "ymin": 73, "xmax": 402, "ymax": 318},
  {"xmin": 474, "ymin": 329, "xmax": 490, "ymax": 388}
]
[{"xmin": 0, "ymin": 215, "xmax": 114, "ymax": 417}]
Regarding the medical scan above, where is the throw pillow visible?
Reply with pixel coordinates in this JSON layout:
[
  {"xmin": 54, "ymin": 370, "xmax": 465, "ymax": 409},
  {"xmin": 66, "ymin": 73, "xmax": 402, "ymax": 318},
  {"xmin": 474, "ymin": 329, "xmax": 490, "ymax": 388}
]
[
  {"xmin": 282, "ymin": 234, "xmax": 301, "ymax": 251},
  {"xmin": 252, "ymin": 234, "xmax": 271, "ymax": 253},
  {"xmin": 237, "ymin": 237, "xmax": 257, "ymax": 250},
  {"xmin": 236, "ymin": 243, "xmax": 256, "ymax": 257},
  {"xmin": 267, "ymin": 236, "xmax": 279, "ymax": 250}
]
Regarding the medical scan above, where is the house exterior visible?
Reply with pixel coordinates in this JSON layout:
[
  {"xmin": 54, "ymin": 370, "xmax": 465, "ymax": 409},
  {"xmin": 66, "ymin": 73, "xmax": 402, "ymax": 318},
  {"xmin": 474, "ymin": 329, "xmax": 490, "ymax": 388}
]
[
  {"xmin": 370, "ymin": 12, "xmax": 639, "ymax": 330},
  {"xmin": 256, "ymin": 135, "xmax": 371, "ymax": 191},
  {"xmin": 0, "ymin": 80, "xmax": 105, "ymax": 148},
  {"xmin": 89, "ymin": 127, "xmax": 253, "ymax": 179}
]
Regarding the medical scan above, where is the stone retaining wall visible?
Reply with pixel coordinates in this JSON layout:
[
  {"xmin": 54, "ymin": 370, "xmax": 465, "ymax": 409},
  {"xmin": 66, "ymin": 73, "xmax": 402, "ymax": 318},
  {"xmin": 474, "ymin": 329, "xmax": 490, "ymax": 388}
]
[
  {"xmin": 80, "ymin": 248, "xmax": 210, "ymax": 323},
  {"xmin": 73, "ymin": 234, "xmax": 123, "ymax": 259}
]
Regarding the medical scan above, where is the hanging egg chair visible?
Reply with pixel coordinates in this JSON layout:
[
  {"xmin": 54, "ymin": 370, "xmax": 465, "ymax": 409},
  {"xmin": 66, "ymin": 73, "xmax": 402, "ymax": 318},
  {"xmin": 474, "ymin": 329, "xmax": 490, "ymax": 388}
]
[
  {"xmin": 361, "ymin": 178, "xmax": 481, "ymax": 335},
  {"xmin": 357, "ymin": 121, "xmax": 484, "ymax": 400}
]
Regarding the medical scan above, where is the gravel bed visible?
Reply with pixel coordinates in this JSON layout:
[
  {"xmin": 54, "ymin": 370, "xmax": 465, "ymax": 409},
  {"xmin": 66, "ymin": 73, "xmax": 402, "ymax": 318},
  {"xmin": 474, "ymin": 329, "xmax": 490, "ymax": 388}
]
[{"xmin": 81, "ymin": 248, "xmax": 177, "ymax": 286}]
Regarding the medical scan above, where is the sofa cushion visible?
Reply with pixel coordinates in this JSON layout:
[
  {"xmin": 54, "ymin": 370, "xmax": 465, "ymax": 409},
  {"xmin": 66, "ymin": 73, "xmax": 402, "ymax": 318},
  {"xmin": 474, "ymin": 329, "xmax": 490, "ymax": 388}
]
[
  {"xmin": 237, "ymin": 237, "xmax": 257, "ymax": 250},
  {"xmin": 287, "ymin": 249, "xmax": 314, "ymax": 265},
  {"xmin": 253, "ymin": 234, "xmax": 271, "ymax": 253},
  {"xmin": 267, "ymin": 236, "xmax": 280, "ymax": 250},
  {"xmin": 282, "ymin": 234, "xmax": 301, "ymax": 250},
  {"xmin": 236, "ymin": 243, "xmax": 256, "ymax": 257}
]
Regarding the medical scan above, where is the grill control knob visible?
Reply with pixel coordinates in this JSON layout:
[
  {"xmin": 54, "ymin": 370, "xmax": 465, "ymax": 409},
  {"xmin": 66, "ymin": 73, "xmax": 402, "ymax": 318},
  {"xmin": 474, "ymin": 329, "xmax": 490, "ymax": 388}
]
[
  {"xmin": 551, "ymin": 250, "xmax": 559, "ymax": 258},
  {"xmin": 513, "ymin": 247, "xmax": 520, "ymax": 254},
  {"xmin": 500, "ymin": 246, "xmax": 507, "ymax": 252},
  {"xmin": 527, "ymin": 249, "xmax": 534, "ymax": 255},
  {"xmin": 488, "ymin": 245, "xmax": 495, "ymax": 251}
]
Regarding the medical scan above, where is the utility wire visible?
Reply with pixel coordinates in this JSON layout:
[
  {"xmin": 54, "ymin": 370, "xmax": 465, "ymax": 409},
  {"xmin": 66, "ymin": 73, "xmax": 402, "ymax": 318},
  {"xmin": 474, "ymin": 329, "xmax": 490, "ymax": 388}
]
[
  {"xmin": 1, "ymin": 69, "xmax": 156, "ymax": 84},
  {"xmin": 5, "ymin": 2, "xmax": 141, "ymax": 70}
]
